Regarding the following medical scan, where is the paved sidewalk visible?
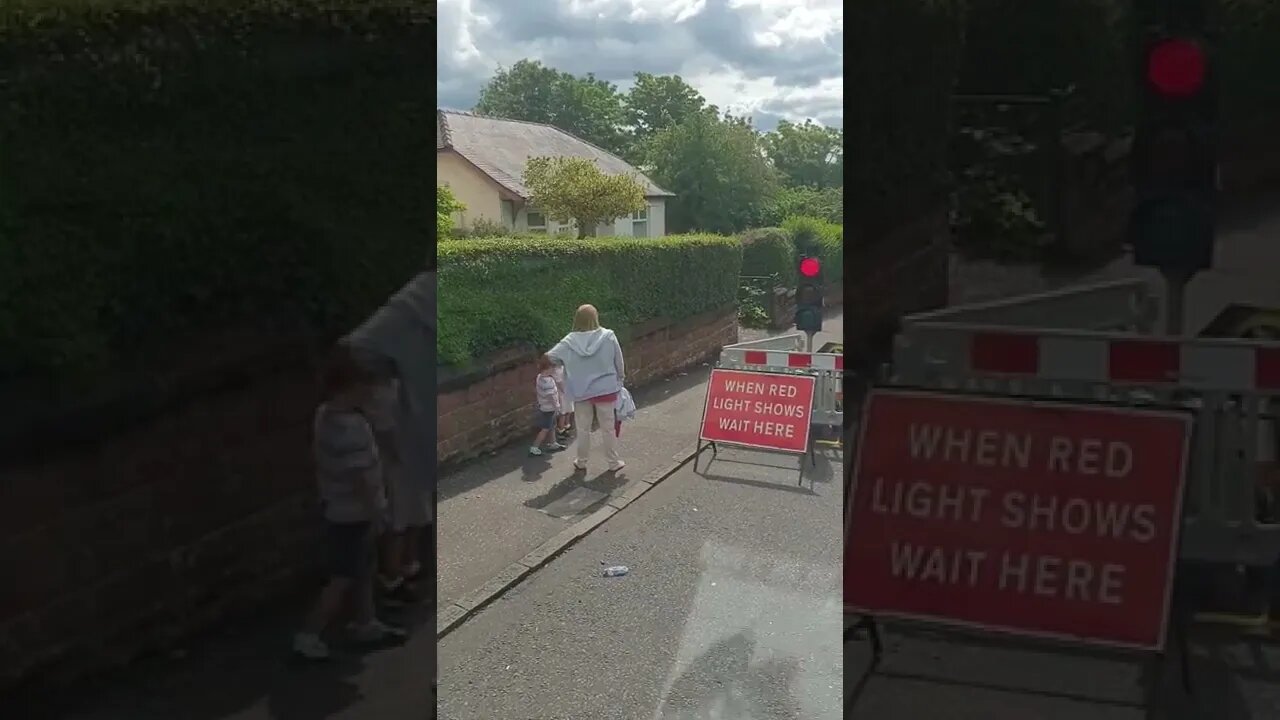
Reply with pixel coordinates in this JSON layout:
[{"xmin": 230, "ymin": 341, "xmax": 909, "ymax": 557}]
[
  {"xmin": 437, "ymin": 368, "xmax": 714, "ymax": 610},
  {"xmin": 437, "ymin": 313, "xmax": 844, "ymax": 618}
]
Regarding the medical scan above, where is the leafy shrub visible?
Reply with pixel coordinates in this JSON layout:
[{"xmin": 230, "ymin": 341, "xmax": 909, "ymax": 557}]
[
  {"xmin": 759, "ymin": 186, "xmax": 843, "ymax": 227},
  {"xmin": 951, "ymin": 174, "xmax": 1050, "ymax": 262},
  {"xmin": 782, "ymin": 216, "xmax": 844, "ymax": 284},
  {"xmin": 437, "ymin": 234, "xmax": 742, "ymax": 366},
  {"xmin": 0, "ymin": 1, "xmax": 429, "ymax": 385},
  {"xmin": 736, "ymin": 279, "xmax": 771, "ymax": 329},
  {"xmin": 437, "ymin": 186, "xmax": 465, "ymax": 239},
  {"xmin": 739, "ymin": 227, "xmax": 796, "ymax": 286}
]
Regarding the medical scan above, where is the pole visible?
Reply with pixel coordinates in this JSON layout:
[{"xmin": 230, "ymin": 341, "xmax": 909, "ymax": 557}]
[
  {"xmin": 1163, "ymin": 269, "xmax": 1188, "ymax": 336},
  {"xmin": 805, "ymin": 331, "xmax": 815, "ymax": 352}
]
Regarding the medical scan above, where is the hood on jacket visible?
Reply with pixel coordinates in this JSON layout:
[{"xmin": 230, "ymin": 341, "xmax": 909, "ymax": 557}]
[{"xmin": 561, "ymin": 328, "xmax": 614, "ymax": 357}]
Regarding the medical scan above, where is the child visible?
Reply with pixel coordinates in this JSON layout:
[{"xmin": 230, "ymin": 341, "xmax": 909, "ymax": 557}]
[
  {"xmin": 294, "ymin": 344, "xmax": 407, "ymax": 660},
  {"xmin": 531, "ymin": 355, "xmax": 566, "ymax": 456},
  {"xmin": 553, "ymin": 361, "xmax": 574, "ymax": 441}
]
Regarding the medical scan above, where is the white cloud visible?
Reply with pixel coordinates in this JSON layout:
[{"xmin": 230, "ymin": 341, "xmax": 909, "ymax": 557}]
[{"xmin": 435, "ymin": 0, "xmax": 843, "ymax": 130}]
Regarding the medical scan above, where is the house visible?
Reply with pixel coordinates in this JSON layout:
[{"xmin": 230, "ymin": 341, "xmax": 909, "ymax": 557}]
[{"xmin": 436, "ymin": 109, "xmax": 674, "ymax": 237}]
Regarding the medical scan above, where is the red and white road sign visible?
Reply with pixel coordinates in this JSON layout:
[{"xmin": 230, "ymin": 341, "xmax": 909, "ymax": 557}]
[
  {"xmin": 700, "ymin": 369, "xmax": 816, "ymax": 454},
  {"xmin": 845, "ymin": 388, "xmax": 1191, "ymax": 650}
]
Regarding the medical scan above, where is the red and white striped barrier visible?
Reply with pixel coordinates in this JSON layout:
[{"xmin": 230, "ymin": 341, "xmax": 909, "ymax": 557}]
[
  {"xmin": 719, "ymin": 348, "xmax": 844, "ymax": 371},
  {"xmin": 927, "ymin": 329, "xmax": 1280, "ymax": 390}
]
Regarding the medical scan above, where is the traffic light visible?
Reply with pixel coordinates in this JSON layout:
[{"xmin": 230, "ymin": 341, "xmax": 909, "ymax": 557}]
[
  {"xmin": 1128, "ymin": 22, "xmax": 1218, "ymax": 273},
  {"xmin": 795, "ymin": 256, "xmax": 823, "ymax": 333}
]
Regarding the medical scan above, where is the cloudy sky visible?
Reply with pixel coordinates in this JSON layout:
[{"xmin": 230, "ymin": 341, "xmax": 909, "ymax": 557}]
[{"xmin": 436, "ymin": 0, "xmax": 843, "ymax": 131}]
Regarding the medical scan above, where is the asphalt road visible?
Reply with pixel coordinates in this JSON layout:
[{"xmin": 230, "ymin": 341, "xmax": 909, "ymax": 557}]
[{"xmin": 437, "ymin": 445, "xmax": 844, "ymax": 720}]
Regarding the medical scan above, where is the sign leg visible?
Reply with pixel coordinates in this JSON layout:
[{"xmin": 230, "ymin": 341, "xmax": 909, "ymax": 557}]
[
  {"xmin": 1175, "ymin": 606, "xmax": 1194, "ymax": 694},
  {"xmin": 846, "ymin": 615, "xmax": 883, "ymax": 710},
  {"xmin": 694, "ymin": 441, "xmax": 717, "ymax": 474}
]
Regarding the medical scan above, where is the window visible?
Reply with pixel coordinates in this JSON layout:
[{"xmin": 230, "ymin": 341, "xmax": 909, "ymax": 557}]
[
  {"xmin": 500, "ymin": 200, "xmax": 515, "ymax": 229},
  {"xmin": 631, "ymin": 205, "xmax": 650, "ymax": 238},
  {"xmin": 526, "ymin": 211, "xmax": 547, "ymax": 233}
]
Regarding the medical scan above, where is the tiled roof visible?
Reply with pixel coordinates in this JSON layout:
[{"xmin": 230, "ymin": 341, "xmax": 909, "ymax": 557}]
[{"xmin": 436, "ymin": 109, "xmax": 674, "ymax": 199}]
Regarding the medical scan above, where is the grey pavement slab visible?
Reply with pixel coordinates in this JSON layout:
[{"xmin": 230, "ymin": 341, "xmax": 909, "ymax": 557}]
[{"xmin": 437, "ymin": 442, "xmax": 845, "ymax": 720}]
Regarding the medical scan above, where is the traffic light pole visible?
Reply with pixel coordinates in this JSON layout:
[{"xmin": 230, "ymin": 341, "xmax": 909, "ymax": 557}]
[
  {"xmin": 1163, "ymin": 269, "xmax": 1189, "ymax": 336},
  {"xmin": 805, "ymin": 331, "xmax": 815, "ymax": 352}
]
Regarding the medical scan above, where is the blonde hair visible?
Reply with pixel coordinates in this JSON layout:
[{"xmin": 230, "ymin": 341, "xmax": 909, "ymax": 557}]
[{"xmin": 572, "ymin": 304, "xmax": 601, "ymax": 332}]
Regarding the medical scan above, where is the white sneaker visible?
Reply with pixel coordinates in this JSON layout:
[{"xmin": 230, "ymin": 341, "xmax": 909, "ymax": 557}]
[
  {"xmin": 529, "ymin": 446, "xmax": 543, "ymax": 456},
  {"xmin": 573, "ymin": 459, "xmax": 588, "ymax": 471},
  {"xmin": 608, "ymin": 461, "xmax": 627, "ymax": 473},
  {"xmin": 293, "ymin": 632, "xmax": 330, "ymax": 660},
  {"xmin": 348, "ymin": 619, "xmax": 409, "ymax": 644}
]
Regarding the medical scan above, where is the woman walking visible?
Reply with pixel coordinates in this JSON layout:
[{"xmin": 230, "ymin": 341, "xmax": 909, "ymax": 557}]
[{"xmin": 546, "ymin": 304, "xmax": 626, "ymax": 473}]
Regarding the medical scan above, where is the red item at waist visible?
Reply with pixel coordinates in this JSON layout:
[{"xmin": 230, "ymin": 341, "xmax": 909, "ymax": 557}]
[{"xmin": 585, "ymin": 392, "xmax": 618, "ymax": 405}]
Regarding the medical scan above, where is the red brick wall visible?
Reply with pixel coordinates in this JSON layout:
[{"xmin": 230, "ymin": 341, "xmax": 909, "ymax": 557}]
[
  {"xmin": 0, "ymin": 363, "xmax": 322, "ymax": 696},
  {"xmin": 437, "ymin": 305, "xmax": 739, "ymax": 466}
]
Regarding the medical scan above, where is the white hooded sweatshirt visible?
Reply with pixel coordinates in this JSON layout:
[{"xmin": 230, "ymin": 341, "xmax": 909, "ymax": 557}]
[
  {"xmin": 344, "ymin": 271, "xmax": 436, "ymax": 513},
  {"xmin": 547, "ymin": 328, "xmax": 625, "ymax": 402}
]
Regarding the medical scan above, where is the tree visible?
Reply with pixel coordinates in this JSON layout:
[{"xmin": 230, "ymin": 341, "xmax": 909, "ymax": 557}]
[
  {"xmin": 522, "ymin": 156, "xmax": 646, "ymax": 239},
  {"xmin": 762, "ymin": 120, "xmax": 844, "ymax": 189},
  {"xmin": 646, "ymin": 111, "xmax": 779, "ymax": 234},
  {"xmin": 436, "ymin": 185, "xmax": 464, "ymax": 238},
  {"xmin": 474, "ymin": 59, "xmax": 627, "ymax": 155},
  {"xmin": 623, "ymin": 73, "xmax": 707, "ymax": 161},
  {"xmin": 760, "ymin": 186, "xmax": 843, "ymax": 226}
]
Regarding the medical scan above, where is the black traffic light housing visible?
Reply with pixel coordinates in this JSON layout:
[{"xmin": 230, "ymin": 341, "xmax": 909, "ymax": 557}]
[
  {"xmin": 795, "ymin": 256, "xmax": 823, "ymax": 333},
  {"xmin": 1128, "ymin": 21, "xmax": 1218, "ymax": 273}
]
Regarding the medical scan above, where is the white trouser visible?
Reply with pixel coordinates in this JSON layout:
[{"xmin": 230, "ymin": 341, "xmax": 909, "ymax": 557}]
[{"xmin": 575, "ymin": 401, "xmax": 620, "ymax": 466}]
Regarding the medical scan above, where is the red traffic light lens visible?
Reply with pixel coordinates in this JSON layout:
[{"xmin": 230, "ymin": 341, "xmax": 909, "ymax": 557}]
[
  {"xmin": 799, "ymin": 257, "xmax": 821, "ymax": 278},
  {"xmin": 1147, "ymin": 37, "xmax": 1205, "ymax": 98}
]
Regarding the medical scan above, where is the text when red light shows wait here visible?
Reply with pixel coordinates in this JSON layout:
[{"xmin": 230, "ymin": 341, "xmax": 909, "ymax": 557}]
[{"xmin": 845, "ymin": 389, "xmax": 1191, "ymax": 650}]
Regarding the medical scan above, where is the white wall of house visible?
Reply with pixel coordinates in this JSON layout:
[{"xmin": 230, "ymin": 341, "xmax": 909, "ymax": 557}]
[
  {"xmin": 437, "ymin": 152, "xmax": 504, "ymax": 230},
  {"xmin": 607, "ymin": 199, "xmax": 665, "ymax": 238},
  {"xmin": 522, "ymin": 199, "xmax": 666, "ymax": 238}
]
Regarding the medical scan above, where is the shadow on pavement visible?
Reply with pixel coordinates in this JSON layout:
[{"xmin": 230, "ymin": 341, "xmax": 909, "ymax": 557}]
[
  {"xmin": 697, "ymin": 471, "xmax": 820, "ymax": 496},
  {"xmin": 438, "ymin": 367, "xmax": 711, "ymax": 502},
  {"xmin": 1153, "ymin": 627, "xmax": 1280, "ymax": 720},
  {"xmin": 11, "ymin": 588, "xmax": 365, "ymax": 720},
  {"xmin": 657, "ymin": 630, "xmax": 802, "ymax": 720},
  {"xmin": 523, "ymin": 470, "xmax": 630, "ymax": 512},
  {"xmin": 693, "ymin": 444, "xmax": 841, "ymax": 491},
  {"xmin": 869, "ymin": 667, "xmax": 1146, "ymax": 712},
  {"xmin": 846, "ymin": 621, "xmax": 1276, "ymax": 720},
  {"xmin": 14, "ymin": 540, "xmax": 437, "ymax": 720}
]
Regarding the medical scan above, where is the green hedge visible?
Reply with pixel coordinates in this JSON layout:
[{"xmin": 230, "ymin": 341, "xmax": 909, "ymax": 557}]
[
  {"xmin": 437, "ymin": 235, "xmax": 742, "ymax": 367},
  {"xmin": 0, "ymin": 2, "xmax": 429, "ymax": 384},
  {"xmin": 848, "ymin": 0, "xmax": 966, "ymax": 240},
  {"xmin": 739, "ymin": 227, "xmax": 796, "ymax": 286}
]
